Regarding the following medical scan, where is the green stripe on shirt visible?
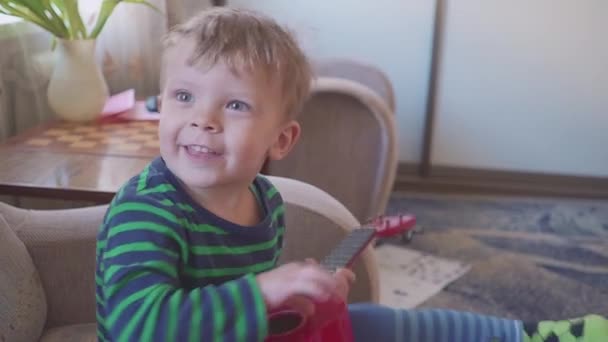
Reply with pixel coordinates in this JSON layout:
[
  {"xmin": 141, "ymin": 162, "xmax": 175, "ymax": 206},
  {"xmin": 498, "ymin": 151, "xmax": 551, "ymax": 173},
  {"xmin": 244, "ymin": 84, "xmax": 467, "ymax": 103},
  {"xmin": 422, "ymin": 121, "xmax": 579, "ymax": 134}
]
[
  {"xmin": 266, "ymin": 186, "xmax": 278, "ymax": 200},
  {"xmin": 105, "ymin": 260, "xmax": 177, "ymax": 285},
  {"xmin": 141, "ymin": 287, "xmax": 166, "ymax": 341},
  {"xmin": 105, "ymin": 272, "xmax": 149, "ymax": 298},
  {"xmin": 209, "ymin": 286, "xmax": 226, "ymax": 342},
  {"xmin": 167, "ymin": 290, "xmax": 183, "ymax": 340},
  {"xmin": 246, "ymin": 274, "xmax": 268, "ymax": 341},
  {"xmin": 159, "ymin": 198, "xmax": 195, "ymax": 212},
  {"xmin": 107, "ymin": 202, "xmax": 226, "ymax": 234},
  {"xmin": 104, "ymin": 242, "xmax": 178, "ymax": 260},
  {"xmin": 137, "ymin": 165, "xmax": 150, "ymax": 192},
  {"xmin": 106, "ymin": 284, "xmax": 157, "ymax": 328},
  {"xmin": 119, "ymin": 285, "xmax": 165, "ymax": 342},
  {"xmin": 183, "ymin": 250, "xmax": 280, "ymax": 279},
  {"xmin": 188, "ymin": 289, "xmax": 203, "ymax": 342},
  {"xmin": 106, "ymin": 221, "xmax": 188, "ymax": 258},
  {"xmin": 190, "ymin": 232, "xmax": 281, "ymax": 255},
  {"xmin": 138, "ymin": 183, "xmax": 176, "ymax": 196},
  {"xmin": 272, "ymin": 205, "xmax": 285, "ymax": 221},
  {"xmin": 227, "ymin": 281, "xmax": 247, "ymax": 341}
]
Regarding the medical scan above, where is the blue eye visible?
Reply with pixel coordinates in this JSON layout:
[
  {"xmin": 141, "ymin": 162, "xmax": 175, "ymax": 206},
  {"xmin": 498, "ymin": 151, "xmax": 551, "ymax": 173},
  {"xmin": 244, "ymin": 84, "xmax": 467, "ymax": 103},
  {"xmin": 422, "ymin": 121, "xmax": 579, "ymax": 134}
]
[
  {"xmin": 226, "ymin": 100, "xmax": 251, "ymax": 112},
  {"xmin": 175, "ymin": 90, "xmax": 193, "ymax": 103}
]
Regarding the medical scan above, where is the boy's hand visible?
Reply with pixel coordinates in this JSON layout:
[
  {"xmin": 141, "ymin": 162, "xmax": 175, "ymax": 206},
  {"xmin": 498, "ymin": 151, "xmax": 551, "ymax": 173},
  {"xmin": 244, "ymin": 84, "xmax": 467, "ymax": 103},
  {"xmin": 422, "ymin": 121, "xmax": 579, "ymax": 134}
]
[
  {"xmin": 304, "ymin": 258, "xmax": 356, "ymax": 303},
  {"xmin": 256, "ymin": 259, "xmax": 355, "ymax": 315},
  {"xmin": 333, "ymin": 267, "xmax": 356, "ymax": 302}
]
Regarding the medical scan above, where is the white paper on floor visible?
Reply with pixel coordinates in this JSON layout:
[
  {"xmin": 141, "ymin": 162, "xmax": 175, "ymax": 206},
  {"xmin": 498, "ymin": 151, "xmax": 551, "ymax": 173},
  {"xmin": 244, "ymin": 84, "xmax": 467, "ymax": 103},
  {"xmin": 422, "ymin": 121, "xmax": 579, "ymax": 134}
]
[{"xmin": 374, "ymin": 244, "xmax": 471, "ymax": 309}]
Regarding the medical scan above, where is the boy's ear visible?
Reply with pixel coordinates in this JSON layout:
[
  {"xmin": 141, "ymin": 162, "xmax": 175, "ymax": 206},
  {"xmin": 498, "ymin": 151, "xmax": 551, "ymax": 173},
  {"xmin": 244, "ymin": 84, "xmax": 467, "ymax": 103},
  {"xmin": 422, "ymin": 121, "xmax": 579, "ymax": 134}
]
[{"xmin": 268, "ymin": 120, "xmax": 301, "ymax": 161}]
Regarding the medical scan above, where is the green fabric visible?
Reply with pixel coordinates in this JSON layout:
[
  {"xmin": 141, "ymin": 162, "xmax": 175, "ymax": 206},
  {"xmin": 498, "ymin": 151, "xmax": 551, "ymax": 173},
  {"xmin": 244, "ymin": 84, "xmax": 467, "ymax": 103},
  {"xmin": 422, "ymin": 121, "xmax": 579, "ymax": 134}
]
[{"xmin": 522, "ymin": 314, "xmax": 608, "ymax": 342}]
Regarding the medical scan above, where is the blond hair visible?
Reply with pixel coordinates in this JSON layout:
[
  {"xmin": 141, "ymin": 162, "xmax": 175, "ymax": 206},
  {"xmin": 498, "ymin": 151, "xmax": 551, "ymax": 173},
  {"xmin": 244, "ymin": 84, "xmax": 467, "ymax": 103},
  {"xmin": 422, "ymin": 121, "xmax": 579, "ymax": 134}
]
[{"xmin": 162, "ymin": 7, "xmax": 312, "ymax": 118}]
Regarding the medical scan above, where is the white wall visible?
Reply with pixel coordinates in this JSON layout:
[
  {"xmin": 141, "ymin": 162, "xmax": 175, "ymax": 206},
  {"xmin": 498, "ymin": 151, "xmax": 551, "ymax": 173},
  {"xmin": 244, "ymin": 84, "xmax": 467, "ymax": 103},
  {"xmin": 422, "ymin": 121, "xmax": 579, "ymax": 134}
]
[
  {"xmin": 228, "ymin": 1, "xmax": 608, "ymax": 177},
  {"xmin": 432, "ymin": 0, "xmax": 608, "ymax": 177},
  {"xmin": 228, "ymin": 0, "xmax": 436, "ymax": 163}
]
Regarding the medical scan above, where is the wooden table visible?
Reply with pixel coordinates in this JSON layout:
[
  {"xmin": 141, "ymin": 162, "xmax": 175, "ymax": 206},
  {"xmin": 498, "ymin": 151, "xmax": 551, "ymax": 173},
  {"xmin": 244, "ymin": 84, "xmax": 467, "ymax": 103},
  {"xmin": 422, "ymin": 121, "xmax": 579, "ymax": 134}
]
[{"xmin": 0, "ymin": 120, "xmax": 159, "ymax": 203}]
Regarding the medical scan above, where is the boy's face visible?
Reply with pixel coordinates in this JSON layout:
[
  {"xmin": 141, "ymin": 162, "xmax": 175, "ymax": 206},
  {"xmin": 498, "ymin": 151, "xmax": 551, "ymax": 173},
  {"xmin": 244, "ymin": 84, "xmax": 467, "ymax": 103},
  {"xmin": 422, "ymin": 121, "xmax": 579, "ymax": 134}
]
[{"xmin": 159, "ymin": 42, "xmax": 300, "ymax": 190}]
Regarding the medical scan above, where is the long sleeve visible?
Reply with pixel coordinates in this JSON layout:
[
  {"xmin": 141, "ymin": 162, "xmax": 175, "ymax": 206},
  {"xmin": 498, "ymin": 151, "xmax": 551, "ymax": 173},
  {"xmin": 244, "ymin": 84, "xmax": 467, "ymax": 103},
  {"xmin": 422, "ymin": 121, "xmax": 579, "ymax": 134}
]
[{"xmin": 97, "ymin": 197, "xmax": 268, "ymax": 342}]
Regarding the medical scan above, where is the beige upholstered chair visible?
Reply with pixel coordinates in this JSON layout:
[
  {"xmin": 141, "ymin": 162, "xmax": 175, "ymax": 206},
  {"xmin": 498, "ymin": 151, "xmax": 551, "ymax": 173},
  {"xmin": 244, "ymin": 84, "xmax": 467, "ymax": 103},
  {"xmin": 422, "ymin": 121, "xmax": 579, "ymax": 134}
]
[
  {"xmin": 0, "ymin": 176, "xmax": 378, "ymax": 342},
  {"xmin": 313, "ymin": 58, "xmax": 396, "ymax": 113},
  {"xmin": 265, "ymin": 77, "xmax": 398, "ymax": 223}
]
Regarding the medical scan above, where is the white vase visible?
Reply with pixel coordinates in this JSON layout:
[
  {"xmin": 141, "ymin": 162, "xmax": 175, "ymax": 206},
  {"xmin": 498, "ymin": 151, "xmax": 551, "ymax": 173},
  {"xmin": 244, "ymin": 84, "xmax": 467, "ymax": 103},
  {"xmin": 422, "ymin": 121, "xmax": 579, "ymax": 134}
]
[{"xmin": 47, "ymin": 39, "xmax": 109, "ymax": 122}]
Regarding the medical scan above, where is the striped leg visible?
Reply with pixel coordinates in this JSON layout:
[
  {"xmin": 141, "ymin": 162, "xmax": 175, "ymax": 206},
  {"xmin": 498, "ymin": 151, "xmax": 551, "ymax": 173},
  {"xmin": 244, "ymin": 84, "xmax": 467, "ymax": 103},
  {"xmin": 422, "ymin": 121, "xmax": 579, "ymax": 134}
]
[{"xmin": 348, "ymin": 303, "xmax": 524, "ymax": 342}]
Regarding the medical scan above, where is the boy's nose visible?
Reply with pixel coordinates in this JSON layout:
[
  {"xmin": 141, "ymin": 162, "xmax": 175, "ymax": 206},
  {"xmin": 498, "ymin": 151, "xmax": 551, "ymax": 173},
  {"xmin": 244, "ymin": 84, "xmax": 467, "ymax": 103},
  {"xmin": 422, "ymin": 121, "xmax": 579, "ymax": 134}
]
[
  {"xmin": 190, "ymin": 109, "xmax": 223, "ymax": 133},
  {"xmin": 190, "ymin": 120, "xmax": 222, "ymax": 133}
]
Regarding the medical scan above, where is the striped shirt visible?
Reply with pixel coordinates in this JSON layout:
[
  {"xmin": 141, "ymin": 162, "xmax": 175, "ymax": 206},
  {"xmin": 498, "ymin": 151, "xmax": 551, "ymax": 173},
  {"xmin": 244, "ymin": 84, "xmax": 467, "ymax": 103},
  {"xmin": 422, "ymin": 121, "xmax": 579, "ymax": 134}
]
[{"xmin": 96, "ymin": 157, "xmax": 285, "ymax": 342}]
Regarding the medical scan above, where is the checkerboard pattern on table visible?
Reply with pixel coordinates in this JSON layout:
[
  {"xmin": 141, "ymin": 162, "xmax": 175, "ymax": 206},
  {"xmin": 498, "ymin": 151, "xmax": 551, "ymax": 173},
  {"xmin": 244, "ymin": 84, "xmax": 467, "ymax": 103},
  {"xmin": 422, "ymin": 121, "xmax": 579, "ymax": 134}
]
[{"xmin": 19, "ymin": 121, "xmax": 160, "ymax": 157}]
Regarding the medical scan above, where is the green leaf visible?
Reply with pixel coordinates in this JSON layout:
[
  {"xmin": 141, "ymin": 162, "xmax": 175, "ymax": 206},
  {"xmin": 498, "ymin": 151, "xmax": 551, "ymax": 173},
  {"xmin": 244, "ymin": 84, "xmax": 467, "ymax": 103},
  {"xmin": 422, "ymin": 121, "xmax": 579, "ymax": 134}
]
[
  {"xmin": 90, "ymin": 0, "xmax": 162, "ymax": 38},
  {"xmin": 14, "ymin": 0, "xmax": 69, "ymax": 37},
  {"xmin": 88, "ymin": 0, "xmax": 118, "ymax": 39},
  {"xmin": 0, "ymin": 0, "xmax": 159, "ymax": 39},
  {"xmin": 17, "ymin": 0, "xmax": 58, "ymax": 24},
  {"xmin": 62, "ymin": 0, "xmax": 87, "ymax": 38},
  {"xmin": 0, "ymin": 1, "xmax": 62, "ymax": 36},
  {"xmin": 49, "ymin": 0, "xmax": 67, "ymax": 23},
  {"xmin": 41, "ymin": 0, "xmax": 71, "ymax": 37}
]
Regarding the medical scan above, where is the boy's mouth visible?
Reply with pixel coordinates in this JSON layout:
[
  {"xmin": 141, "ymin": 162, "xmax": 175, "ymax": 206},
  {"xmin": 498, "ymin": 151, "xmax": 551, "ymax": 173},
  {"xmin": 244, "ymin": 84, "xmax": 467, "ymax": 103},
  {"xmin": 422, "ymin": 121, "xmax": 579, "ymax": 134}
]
[{"xmin": 183, "ymin": 144, "xmax": 222, "ymax": 156}]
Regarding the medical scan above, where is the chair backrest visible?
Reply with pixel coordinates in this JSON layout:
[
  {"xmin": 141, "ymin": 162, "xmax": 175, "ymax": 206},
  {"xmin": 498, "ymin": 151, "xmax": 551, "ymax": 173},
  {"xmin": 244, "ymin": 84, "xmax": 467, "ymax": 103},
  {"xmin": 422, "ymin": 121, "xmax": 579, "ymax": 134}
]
[
  {"xmin": 313, "ymin": 58, "xmax": 396, "ymax": 113},
  {"xmin": 0, "ymin": 207, "xmax": 47, "ymax": 341},
  {"xmin": 265, "ymin": 77, "xmax": 398, "ymax": 223},
  {"xmin": 0, "ymin": 201, "xmax": 105, "ymax": 328}
]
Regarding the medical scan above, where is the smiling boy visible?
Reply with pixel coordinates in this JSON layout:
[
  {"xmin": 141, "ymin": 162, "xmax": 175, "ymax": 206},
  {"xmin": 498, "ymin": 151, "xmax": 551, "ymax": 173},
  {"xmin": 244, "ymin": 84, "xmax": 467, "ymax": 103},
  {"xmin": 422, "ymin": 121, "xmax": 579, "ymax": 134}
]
[{"xmin": 95, "ymin": 7, "xmax": 353, "ymax": 342}]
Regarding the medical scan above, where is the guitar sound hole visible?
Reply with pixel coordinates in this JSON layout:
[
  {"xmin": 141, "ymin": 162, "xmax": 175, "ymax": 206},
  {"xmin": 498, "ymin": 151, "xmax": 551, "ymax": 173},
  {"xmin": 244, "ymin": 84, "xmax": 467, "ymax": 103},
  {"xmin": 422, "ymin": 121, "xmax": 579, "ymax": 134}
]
[{"xmin": 268, "ymin": 312, "xmax": 303, "ymax": 335}]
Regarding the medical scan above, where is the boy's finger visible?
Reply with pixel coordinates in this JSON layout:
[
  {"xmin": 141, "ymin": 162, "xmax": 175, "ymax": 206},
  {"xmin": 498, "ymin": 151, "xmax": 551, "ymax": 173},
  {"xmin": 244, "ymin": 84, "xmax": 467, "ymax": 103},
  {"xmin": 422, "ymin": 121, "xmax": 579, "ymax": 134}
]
[
  {"xmin": 294, "ymin": 278, "xmax": 330, "ymax": 302},
  {"xmin": 336, "ymin": 268, "xmax": 356, "ymax": 283},
  {"xmin": 334, "ymin": 279, "xmax": 348, "ymax": 301},
  {"xmin": 332, "ymin": 268, "xmax": 355, "ymax": 301},
  {"xmin": 286, "ymin": 296, "xmax": 315, "ymax": 317},
  {"xmin": 305, "ymin": 258, "xmax": 318, "ymax": 265},
  {"xmin": 296, "ymin": 263, "xmax": 345, "ymax": 302}
]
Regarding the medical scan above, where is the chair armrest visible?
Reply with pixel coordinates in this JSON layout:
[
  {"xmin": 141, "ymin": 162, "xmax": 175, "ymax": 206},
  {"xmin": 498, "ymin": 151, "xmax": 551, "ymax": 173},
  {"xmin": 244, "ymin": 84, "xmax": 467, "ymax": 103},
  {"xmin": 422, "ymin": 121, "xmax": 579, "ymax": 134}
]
[{"xmin": 267, "ymin": 176, "xmax": 380, "ymax": 304}]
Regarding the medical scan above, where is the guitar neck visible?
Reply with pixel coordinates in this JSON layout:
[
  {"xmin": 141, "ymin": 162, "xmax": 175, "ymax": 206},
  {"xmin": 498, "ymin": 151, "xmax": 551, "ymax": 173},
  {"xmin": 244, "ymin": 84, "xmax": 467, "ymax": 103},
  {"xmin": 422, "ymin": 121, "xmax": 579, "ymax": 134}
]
[{"xmin": 320, "ymin": 228, "xmax": 376, "ymax": 273}]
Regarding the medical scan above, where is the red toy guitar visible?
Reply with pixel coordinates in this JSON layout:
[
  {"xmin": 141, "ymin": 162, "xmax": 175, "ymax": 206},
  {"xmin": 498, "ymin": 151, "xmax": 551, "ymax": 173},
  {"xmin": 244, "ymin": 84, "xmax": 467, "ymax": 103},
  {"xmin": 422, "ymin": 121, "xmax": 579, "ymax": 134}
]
[{"xmin": 265, "ymin": 214, "xmax": 419, "ymax": 342}]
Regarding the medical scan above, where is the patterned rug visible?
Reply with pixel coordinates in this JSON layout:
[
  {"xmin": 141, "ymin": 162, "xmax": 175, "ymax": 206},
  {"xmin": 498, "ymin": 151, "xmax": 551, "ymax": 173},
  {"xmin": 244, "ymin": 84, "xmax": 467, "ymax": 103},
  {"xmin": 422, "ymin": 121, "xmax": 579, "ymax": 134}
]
[{"xmin": 384, "ymin": 192, "xmax": 608, "ymax": 321}]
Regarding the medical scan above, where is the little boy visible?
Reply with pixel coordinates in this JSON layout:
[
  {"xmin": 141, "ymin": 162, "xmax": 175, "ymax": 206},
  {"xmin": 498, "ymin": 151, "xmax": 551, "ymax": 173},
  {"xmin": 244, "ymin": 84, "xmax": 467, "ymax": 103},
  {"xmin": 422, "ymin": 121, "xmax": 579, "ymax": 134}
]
[
  {"xmin": 96, "ymin": 7, "xmax": 607, "ymax": 342},
  {"xmin": 96, "ymin": 7, "xmax": 352, "ymax": 341}
]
